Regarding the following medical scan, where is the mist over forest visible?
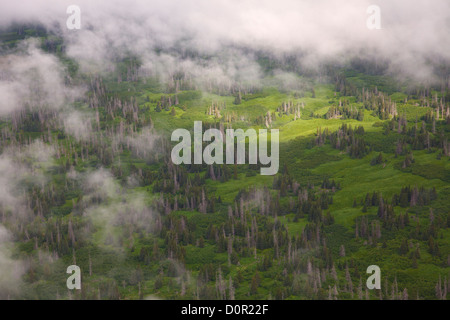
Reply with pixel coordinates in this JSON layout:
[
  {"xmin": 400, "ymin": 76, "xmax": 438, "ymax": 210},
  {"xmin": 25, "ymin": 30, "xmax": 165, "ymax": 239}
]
[{"xmin": 0, "ymin": 0, "xmax": 449, "ymax": 301}]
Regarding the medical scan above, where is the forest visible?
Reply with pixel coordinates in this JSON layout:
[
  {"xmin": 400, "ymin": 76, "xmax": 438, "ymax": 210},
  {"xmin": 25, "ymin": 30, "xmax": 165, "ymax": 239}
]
[{"xmin": 0, "ymin": 0, "xmax": 449, "ymax": 301}]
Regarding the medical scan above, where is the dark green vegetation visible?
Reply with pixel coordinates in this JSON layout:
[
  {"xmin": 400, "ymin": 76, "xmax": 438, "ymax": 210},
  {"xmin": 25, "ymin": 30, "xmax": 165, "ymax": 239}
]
[{"xmin": 1, "ymin": 26, "xmax": 450, "ymax": 300}]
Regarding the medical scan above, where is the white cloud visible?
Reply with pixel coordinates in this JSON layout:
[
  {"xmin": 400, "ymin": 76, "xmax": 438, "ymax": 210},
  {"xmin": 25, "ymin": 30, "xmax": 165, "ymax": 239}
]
[{"xmin": 2, "ymin": 0, "xmax": 448, "ymax": 83}]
